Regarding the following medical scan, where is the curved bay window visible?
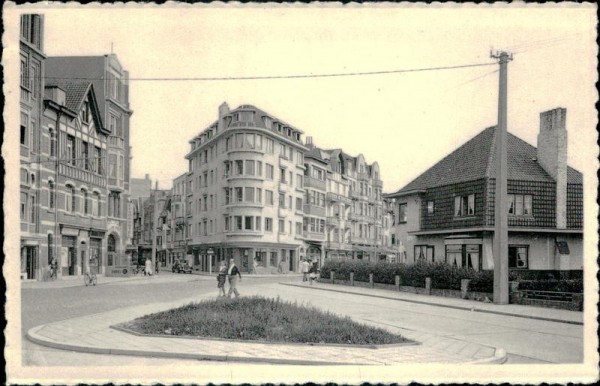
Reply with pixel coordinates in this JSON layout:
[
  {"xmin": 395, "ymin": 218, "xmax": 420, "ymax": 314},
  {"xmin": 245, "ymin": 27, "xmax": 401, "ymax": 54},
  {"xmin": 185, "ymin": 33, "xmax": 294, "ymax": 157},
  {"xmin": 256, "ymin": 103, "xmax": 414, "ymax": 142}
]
[{"xmin": 107, "ymin": 234, "xmax": 116, "ymax": 266}]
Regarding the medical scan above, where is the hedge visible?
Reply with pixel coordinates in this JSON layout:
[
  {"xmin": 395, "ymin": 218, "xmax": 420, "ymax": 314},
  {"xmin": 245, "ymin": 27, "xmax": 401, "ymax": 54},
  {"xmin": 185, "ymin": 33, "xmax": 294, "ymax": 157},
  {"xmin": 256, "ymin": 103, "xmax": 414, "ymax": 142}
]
[
  {"xmin": 518, "ymin": 279, "xmax": 583, "ymax": 293},
  {"xmin": 320, "ymin": 259, "xmax": 494, "ymax": 291}
]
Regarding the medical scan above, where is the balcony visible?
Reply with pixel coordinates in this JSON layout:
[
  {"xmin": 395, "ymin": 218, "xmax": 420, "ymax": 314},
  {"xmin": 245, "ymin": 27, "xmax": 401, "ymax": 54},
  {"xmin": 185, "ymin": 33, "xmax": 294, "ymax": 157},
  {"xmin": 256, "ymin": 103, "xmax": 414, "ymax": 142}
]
[
  {"xmin": 352, "ymin": 236, "xmax": 370, "ymax": 245},
  {"xmin": 327, "ymin": 192, "xmax": 351, "ymax": 204},
  {"xmin": 328, "ymin": 241, "xmax": 353, "ymax": 250},
  {"xmin": 175, "ymin": 216, "xmax": 185, "ymax": 227},
  {"xmin": 358, "ymin": 172, "xmax": 370, "ymax": 181},
  {"xmin": 304, "ymin": 176, "xmax": 326, "ymax": 191},
  {"xmin": 303, "ymin": 204, "xmax": 326, "ymax": 217},
  {"xmin": 326, "ymin": 216, "xmax": 341, "ymax": 227},
  {"xmin": 108, "ymin": 135, "xmax": 125, "ymax": 149},
  {"xmin": 59, "ymin": 162, "xmax": 107, "ymax": 187},
  {"xmin": 349, "ymin": 190, "xmax": 360, "ymax": 200},
  {"xmin": 373, "ymin": 179, "xmax": 383, "ymax": 188},
  {"xmin": 304, "ymin": 231, "xmax": 325, "ymax": 241}
]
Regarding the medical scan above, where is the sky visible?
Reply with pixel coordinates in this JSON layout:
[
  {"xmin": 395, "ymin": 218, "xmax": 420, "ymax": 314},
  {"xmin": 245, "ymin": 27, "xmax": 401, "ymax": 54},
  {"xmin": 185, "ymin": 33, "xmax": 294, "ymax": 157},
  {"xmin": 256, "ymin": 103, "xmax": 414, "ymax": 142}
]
[{"xmin": 8, "ymin": 3, "xmax": 598, "ymax": 193}]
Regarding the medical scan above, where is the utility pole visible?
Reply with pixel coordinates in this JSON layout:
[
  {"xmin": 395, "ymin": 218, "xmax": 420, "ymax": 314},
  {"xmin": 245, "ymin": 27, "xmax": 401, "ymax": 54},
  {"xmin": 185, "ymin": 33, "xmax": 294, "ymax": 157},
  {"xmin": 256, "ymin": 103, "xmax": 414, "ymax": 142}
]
[{"xmin": 491, "ymin": 50, "xmax": 513, "ymax": 304}]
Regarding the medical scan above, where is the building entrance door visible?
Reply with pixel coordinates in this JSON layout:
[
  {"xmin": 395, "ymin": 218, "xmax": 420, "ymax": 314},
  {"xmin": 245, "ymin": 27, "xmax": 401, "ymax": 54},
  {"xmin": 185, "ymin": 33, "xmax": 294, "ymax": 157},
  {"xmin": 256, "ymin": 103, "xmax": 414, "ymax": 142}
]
[
  {"xmin": 22, "ymin": 246, "xmax": 38, "ymax": 280},
  {"xmin": 288, "ymin": 250, "xmax": 295, "ymax": 272}
]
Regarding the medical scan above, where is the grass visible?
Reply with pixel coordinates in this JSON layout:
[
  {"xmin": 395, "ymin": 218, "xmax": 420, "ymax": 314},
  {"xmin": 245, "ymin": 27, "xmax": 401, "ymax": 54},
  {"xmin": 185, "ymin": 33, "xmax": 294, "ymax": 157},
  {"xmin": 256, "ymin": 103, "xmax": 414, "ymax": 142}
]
[{"xmin": 126, "ymin": 296, "xmax": 410, "ymax": 345}]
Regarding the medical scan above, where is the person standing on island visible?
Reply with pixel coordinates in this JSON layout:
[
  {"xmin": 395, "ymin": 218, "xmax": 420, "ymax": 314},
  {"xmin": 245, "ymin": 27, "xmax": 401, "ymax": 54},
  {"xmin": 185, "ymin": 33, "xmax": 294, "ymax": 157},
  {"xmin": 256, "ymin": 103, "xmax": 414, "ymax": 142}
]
[
  {"xmin": 217, "ymin": 260, "xmax": 227, "ymax": 297},
  {"xmin": 227, "ymin": 258, "xmax": 242, "ymax": 298}
]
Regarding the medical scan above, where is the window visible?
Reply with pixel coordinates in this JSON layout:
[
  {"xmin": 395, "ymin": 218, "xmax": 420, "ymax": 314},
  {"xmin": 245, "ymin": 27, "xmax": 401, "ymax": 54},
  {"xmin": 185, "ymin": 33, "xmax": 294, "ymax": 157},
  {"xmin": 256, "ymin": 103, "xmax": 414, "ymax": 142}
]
[
  {"xmin": 427, "ymin": 201, "xmax": 434, "ymax": 214},
  {"xmin": 49, "ymin": 129, "xmax": 56, "ymax": 157},
  {"xmin": 279, "ymin": 219, "xmax": 285, "ymax": 234},
  {"xmin": 48, "ymin": 181, "xmax": 55, "ymax": 209},
  {"xmin": 224, "ymin": 188, "xmax": 230, "ymax": 205},
  {"xmin": 245, "ymin": 216, "xmax": 253, "ymax": 230},
  {"xmin": 256, "ymin": 188, "xmax": 262, "ymax": 204},
  {"xmin": 235, "ymin": 187, "xmax": 243, "ymax": 202},
  {"xmin": 82, "ymin": 142, "xmax": 89, "ymax": 170},
  {"xmin": 29, "ymin": 195, "xmax": 35, "ymax": 223},
  {"xmin": 245, "ymin": 160, "xmax": 255, "ymax": 176},
  {"xmin": 508, "ymin": 194, "xmax": 533, "ymax": 216},
  {"xmin": 235, "ymin": 160, "xmax": 244, "ymax": 175},
  {"xmin": 454, "ymin": 194, "xmax": 475, "ymax": 217},
  {"xmin": 92, "ymin": 192, "xmax": 100, "ymax": 216},
  {"xmin": 296, "ymin": 174, "xmax": 303, "ymax": 188},
  {"xmin": 21, "ymin": 56, "xmax": 29, "ymax": 89},
  {"xmin": 265, "ymin": 218, "xmax": 273, "ymax": 232},
  {"xmin": 224, "ymin": 216, "xmax": 230, "ymax": 232},
  {"xmin": 255, "ymin": 217, "xmax": 262, "ymax": 231},
  {"xmin": 414, "ymin": 245, "xmax": 434, "ymax": 262},
  {"xmin": 48, "ymin": 234, "xmax": 54, "ymax": 264},
  {"xmin": 280, "ymin": 168, "xmax": 286, "ymax": 183},
  {"xmin": 266, "ymin": 164, "xmax": 274, "ymax": 180},
  {"xmin": 20, "ymin": 113, "xmax": 29, "ymax": 146},
  {"xmin": 296, "ymin": 222, "xmax": 303, "ymax": 235},
  {"xmin": 66, "ymin": 186, "xmax": 75, "ymax": 213},
  {"xmin": 509, "ymin": 245, "xmax": 528, "ymax": 269},
  {"xmin": 266, "ymin": 138, "xmax": 274, "ymax": 153},
  {"xmin": 266, "ymin": 190, "xmax": 274, "ymax": 205},
  {"xmin": 20, "ymin": 192, "xmax": 27, "ymax": 220},
  {"xmin": 398, "ymin": 203, "xmax": 407, "ymax": 223},
  {"xmin": 256, "ymin": 161, "xmax": 262, "ymax": 176},
  {"xmin": 82, "ymin": 189, "xmax": 89, "ymax": 214},
  {"xmin": 279, "ymin": 193, "xmax": 286, "ymax": 208},
  {"xmin": 296, "ymin": 197, "xmax": 302, "ymax": 210},
  {"xmin": 245, "ymin": 187, "xmax": 255, "ymax": 203},
  {"xmin": 235, "ymin": 216, "xmax": 243, "ymax": 231}
]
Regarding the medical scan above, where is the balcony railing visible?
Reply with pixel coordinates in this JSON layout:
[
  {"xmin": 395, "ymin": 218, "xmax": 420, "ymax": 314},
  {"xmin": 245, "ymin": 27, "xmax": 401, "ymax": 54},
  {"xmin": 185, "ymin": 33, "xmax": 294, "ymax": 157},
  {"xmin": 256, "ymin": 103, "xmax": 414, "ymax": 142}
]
[
  {"xmin": 373, "ymin": 179, "xmax": 383, "ymax": 188},
  {"xmin": 59, "ymin": 163, "xmax": 106, "ymax": 186},
  {"xmin": 303, "ymin": 204, "xmax": 326, "ymax": 217},
  {"xmin": 349, "ymin": 190, "xmax": 360, "ymax": 200},
  {"xmin": 326, "ymin": 216, "xmax": 341, "ymax": 227},
  {"xmin": 304, "ymin": 176, "xmax": 326, "ymax": 191},
  {"xmin": 327, "ymin": 192, "xmax": 351, "ymax": 204},
  {"xmin": 108, "ymin": 135, "xmax": 125, "ymax": 149},
  {"xmin": 304, "ymin": 231, "xmax": 325, "ymax": 241},
  {"xmin": 328, "ymin": 241, "xmax": 353, "ymax": 250}
]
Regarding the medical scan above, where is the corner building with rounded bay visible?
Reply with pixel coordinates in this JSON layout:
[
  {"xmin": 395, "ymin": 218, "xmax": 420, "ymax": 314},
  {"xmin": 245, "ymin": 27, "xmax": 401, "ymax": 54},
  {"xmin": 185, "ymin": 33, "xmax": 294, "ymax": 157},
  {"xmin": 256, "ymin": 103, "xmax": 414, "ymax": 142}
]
[{"xmin": 185, "ymin": 103, "xmax": 307, "ymax": 273}]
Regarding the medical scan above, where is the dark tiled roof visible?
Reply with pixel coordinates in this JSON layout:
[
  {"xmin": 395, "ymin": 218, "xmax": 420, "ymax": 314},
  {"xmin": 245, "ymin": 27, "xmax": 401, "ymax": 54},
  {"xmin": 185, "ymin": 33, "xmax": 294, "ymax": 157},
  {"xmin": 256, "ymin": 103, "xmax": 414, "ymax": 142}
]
[
  {"xmin": 45, "ymin": 80, "xmax": 92, "ymax": 112},
  {"xmin": 392, "ymin": 126, "xmax": 583, "ymax": 195}
]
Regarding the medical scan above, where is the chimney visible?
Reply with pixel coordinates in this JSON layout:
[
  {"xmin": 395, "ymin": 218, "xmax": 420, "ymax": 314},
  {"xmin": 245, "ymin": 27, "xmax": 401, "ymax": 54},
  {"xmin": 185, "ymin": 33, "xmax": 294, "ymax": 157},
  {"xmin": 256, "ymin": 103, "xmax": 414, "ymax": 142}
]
[
  {"xmin": 155, "ymin": 180, "xmax": 159, "ymax": 190},
  {"xmin": 306, "ymin": 136, "xmax": 314, "ymax": 149},
  {"xmin": 537, "ymin": 108, "xmax": 567, "ymax": 229},
  {"xmin": 217, "ymin": 102, "xmax": 230, "ymax": 132}
]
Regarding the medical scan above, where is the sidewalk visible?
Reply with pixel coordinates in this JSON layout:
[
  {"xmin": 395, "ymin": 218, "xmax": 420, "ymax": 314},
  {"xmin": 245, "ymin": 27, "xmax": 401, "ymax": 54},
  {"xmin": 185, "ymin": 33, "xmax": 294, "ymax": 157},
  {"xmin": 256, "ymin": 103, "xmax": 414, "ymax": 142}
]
[
  {"xmin": 284, "ymin": 281, "xmax": 583, "ymax": 325},
  {"xmin": 26, "ymin": 284, "xmax": 506, "ymax": 365}
]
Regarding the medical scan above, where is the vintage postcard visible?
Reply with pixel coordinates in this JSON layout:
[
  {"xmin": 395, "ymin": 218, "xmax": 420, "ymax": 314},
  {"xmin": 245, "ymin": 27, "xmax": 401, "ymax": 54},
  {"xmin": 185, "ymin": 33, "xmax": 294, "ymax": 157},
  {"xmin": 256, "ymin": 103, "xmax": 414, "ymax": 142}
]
[{"xmin": 4, "ymin": 2, "xmax": 599, "ymax": 384}]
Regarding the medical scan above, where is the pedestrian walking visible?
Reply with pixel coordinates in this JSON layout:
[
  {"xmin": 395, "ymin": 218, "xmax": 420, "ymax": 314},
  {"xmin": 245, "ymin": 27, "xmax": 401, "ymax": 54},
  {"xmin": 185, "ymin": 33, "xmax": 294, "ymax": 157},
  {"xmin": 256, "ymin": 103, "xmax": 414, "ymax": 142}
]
[
  {"xmin": 227, "ymin": 258, "xmax": 242, "ymax": 298},
  {"xmin": 277, "ymin": 260, "xmax": 284, "ymax": 274},
  {"xmin": 144, "ymin": 258, "xmax": 152, "ymax": 276},
  {"xmin": 308, "ymin": 262, "xmax": 318, "ymax": 285},
  {"xmin": 217, "ymin": 261, "xmax": 227, "ymax": 297},
  {"xmin": 155, "ymin": 259, "xmax": 160, "ymax": 275},
  {"xmin": 301, "ymin": 259, "xmax": 309, "ymax": 282}
]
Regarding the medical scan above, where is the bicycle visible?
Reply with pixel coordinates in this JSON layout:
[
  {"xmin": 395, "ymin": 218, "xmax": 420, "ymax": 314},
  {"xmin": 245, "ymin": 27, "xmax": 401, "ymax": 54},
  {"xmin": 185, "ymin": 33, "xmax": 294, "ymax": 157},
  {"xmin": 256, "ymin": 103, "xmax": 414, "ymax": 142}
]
[{"xmin": 84, "ymin": 266, "xmax": 97, "ymax": 286}]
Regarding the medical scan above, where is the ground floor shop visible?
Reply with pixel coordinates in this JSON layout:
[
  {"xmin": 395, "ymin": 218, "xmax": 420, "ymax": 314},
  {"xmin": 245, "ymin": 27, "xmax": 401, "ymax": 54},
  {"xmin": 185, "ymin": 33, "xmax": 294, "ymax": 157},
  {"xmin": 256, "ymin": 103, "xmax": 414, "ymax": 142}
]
[{"xmin": 187, "ymin": 243, "xmax": 302, "ymax": 274}]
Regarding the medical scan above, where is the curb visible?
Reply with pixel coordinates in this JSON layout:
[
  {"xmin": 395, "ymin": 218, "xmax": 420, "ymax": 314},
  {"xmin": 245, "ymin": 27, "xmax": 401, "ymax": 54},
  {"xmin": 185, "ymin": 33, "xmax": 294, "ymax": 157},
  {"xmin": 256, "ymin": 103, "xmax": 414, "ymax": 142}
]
[
  {"xmin": 26, "ymin": 325, "xmax": 366, "ymax": 366},
  {"xmin": 282, "ymin": 282, "xmax": 583, "ymax": 326},
  {"xmin": 110, "ymin": 324, "xmax": 420, "ymax": 349}
]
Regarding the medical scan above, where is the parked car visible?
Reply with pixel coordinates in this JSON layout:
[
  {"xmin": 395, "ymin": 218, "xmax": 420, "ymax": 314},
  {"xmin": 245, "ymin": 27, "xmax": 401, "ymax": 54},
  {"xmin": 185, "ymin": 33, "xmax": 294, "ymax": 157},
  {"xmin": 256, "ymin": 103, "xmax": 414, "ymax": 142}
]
[{"xmin": 172, "ymin": 260, "xmax": 193, "ymax": 274}]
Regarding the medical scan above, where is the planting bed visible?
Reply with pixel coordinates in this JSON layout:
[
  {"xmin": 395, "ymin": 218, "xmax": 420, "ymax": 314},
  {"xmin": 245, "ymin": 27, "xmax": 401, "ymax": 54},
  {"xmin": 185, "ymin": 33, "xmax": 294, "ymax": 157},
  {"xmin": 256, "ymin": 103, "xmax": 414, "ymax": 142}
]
[{"xmin": 123, "ymin": 295, "xmax": 410, "ymax": 345}]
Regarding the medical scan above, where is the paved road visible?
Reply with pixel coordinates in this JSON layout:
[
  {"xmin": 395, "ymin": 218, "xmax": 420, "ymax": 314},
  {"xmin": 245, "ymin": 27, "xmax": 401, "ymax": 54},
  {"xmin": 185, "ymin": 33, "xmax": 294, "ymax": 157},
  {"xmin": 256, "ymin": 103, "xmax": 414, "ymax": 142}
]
[
  {"xmin": 20, "ymin": 273, "xmax": 582, "ymax": 366},
  {"xmin": 21, "ymin": 272, "xmax": 296, "ymax": 366}
]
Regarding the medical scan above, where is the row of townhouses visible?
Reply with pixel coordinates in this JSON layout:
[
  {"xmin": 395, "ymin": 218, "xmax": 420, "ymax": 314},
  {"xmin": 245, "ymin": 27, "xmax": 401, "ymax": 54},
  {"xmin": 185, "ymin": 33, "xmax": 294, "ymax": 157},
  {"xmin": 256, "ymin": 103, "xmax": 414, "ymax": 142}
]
[
  {"xmin": 20, "ymin": 14, "xmax": 134, "ymax": 280},
  {"xmin": 139, "ymin": 103, "xmax": 397, "ymax": 274}
]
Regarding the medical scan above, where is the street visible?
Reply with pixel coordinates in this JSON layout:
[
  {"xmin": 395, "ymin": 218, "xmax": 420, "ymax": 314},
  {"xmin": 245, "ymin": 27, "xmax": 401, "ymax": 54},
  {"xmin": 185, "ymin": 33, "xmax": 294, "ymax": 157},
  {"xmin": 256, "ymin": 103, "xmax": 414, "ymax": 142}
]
[{"xmin": 21, "ymin": 273, "xmax": 582, "ymax": 366}]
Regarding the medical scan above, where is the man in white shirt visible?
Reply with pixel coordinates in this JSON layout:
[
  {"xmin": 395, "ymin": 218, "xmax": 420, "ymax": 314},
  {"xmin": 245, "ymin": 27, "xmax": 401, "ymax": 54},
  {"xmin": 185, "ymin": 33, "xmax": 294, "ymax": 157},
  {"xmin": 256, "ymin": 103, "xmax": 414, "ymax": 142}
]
[{"xmin": 301, "ymin": 259, "xmax": 309, "ymax": 282}]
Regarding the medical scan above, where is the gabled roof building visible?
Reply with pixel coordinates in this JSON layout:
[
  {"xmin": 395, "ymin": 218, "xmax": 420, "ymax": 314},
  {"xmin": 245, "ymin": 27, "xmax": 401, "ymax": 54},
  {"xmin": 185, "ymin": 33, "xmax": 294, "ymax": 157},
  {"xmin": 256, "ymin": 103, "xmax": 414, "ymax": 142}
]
[{"xmin": 386, "ymin": 108, "xmax": 583, "ymax": 277}]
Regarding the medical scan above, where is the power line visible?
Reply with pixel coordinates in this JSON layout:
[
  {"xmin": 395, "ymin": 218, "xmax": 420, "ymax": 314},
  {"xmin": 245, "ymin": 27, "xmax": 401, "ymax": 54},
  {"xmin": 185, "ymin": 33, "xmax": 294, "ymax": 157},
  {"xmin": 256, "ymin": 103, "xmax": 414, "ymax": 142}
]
[
  {"xmin": 504, "ymin": 32, "xmax": 584, "ymax": 52},
  {"xmin": 43, "ymin": 61, "xmax": 496, "ymax": 82},
  {"xmin": 444, "ymin": 69, "xmax": 499, "ymax": 92}
]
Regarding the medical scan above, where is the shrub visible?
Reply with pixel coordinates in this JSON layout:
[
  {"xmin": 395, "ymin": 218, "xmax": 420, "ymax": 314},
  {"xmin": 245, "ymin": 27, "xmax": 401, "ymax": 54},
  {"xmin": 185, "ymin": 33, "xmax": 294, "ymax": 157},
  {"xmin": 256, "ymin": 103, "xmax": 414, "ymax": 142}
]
[
  {"xmin": 518, "ymin": 279, "xmax": 583, "ymax": 293},
  {"xmin": 320, "ymin": 259, "xmax": 495, "ymax": 292}
]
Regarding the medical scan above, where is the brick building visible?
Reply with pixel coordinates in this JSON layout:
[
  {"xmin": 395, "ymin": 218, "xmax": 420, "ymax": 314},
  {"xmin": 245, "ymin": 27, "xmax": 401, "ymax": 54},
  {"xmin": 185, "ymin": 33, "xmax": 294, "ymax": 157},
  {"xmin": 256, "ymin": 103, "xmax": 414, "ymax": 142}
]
[{"xmin": 386, "ymin": 108, "xmax": 583, "ymax": 277}]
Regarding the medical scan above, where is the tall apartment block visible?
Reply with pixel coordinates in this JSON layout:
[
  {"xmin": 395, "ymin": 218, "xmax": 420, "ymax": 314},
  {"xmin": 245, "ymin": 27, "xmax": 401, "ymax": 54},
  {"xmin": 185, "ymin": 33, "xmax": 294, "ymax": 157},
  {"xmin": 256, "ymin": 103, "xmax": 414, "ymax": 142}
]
[
  {"xmin": 46, "ymin": 53, "xmax": 134, "ymax": 268},
  {"xmin": 20, "ymin": 14, "xmax": 46, "ymax": 279},
  {"xmin": 182, "ymin": 103, "xmax": 396, "ymax": 274}
]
